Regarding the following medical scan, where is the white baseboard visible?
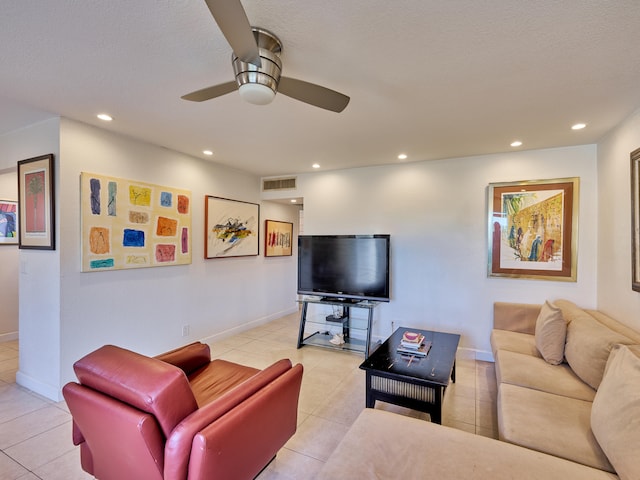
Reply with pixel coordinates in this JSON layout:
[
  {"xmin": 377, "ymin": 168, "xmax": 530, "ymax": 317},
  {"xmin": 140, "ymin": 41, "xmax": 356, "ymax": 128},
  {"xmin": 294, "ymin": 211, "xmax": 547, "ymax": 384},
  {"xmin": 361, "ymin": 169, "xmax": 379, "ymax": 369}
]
[
  {"xmin": 16, "ymin": 371, "xmax": 63, "ymax": 402},
  {"xmin": 458, "ymin": 346, "xmax": 494, "ymax": 362},
  {"xmin": 201, "ymin": 304, "xmax": 299, "ymax": 345},
  {"xmin": 475, "ymin": 349, "xmax": 495, "ymax": 362},
  {"xmin": 0, "ymin": 331, "xmax": 18, "ymax": 343}
]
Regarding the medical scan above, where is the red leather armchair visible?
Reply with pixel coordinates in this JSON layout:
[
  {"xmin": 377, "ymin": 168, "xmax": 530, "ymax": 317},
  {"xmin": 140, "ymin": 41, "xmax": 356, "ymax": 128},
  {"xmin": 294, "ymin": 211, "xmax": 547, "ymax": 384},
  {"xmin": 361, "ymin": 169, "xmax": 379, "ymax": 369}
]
[{"xmin": 62, "ymin": 342, "xmax": 303, "ymax": 480}]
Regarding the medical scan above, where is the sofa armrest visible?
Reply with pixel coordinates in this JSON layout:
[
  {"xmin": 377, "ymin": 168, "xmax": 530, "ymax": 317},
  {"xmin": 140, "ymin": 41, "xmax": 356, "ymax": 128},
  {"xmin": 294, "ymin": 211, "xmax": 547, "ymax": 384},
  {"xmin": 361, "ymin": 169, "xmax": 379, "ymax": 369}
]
[
  {"xmin": 163, "ymin": 359, "xmax": 300, "ymax": 480},
  {"xmin": 493, "ymin": 302, "xmax": 541, "ymax": 334},
  {"xmin": 154, "ymin": 342, "xmax": 211, "ymax": 375},
  {"xmin": 187, "ymin": 363, "xmax": 304, "ymax": 480}
]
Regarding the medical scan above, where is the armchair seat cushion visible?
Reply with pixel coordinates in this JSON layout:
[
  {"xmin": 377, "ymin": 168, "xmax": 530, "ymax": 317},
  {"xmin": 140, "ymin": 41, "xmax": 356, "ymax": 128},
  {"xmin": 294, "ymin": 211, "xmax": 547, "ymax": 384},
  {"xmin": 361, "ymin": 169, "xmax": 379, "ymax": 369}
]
[{"xmin": 188, "ymin": 359, "xmax": 260, "ymax": 406}]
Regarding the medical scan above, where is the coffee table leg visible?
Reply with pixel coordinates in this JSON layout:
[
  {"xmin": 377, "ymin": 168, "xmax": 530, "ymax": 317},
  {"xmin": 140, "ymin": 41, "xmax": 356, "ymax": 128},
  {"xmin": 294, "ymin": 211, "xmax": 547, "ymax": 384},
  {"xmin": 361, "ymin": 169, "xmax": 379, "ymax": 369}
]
[
  {"xmin": 451, "ymin": 360, "xmax": 456, "ymax": 383},
  {"xmin": 365, "ymin": 373, "xmax": 375, "ymax": 408},
  {"xmin": 432, "ymin": 388, "xmax": 443, "ymax": 424}
]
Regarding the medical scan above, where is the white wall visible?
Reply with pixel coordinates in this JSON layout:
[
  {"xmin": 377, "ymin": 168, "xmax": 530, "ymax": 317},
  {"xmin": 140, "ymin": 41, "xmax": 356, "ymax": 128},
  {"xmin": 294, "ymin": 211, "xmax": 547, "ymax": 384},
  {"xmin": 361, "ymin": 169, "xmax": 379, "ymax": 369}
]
[
  {"xmin": 596, "ymin": 108, "xmax": 640, "ymax": 329},
  {"xmin": 0, "ymin": 118, "xmax": 62, "ymax": 398},
  {"xmin": 297, "ymin": 145, "xmax": 599, "ymax": 359},
  {"xmin": 0, "ymin": 167, "xmax": 19, "ymax": 341}
]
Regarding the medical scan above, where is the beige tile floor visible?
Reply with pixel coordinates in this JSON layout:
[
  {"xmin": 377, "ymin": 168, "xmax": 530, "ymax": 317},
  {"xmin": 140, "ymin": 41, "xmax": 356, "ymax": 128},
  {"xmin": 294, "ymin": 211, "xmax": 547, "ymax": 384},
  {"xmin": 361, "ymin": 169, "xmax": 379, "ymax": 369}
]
[{"xmin": 0, "ymin": 312, "xmax": 497, "ymax": 479}]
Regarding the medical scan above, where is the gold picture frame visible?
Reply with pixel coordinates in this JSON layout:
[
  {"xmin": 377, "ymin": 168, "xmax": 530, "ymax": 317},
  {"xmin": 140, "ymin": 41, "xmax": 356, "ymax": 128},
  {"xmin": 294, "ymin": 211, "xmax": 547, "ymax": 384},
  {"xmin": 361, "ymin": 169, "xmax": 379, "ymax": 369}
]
[{"xmin": 487, "ymin": 177, "xmax": 579, "ymax": 281}]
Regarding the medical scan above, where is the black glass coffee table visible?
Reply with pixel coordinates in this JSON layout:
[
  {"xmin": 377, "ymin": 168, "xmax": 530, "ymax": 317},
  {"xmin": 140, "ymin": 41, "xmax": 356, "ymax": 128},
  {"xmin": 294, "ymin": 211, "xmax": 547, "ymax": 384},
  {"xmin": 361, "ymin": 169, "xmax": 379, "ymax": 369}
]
[{"xmin": 359, "ymin": 327, "xmax": 460, "ymax": 424}]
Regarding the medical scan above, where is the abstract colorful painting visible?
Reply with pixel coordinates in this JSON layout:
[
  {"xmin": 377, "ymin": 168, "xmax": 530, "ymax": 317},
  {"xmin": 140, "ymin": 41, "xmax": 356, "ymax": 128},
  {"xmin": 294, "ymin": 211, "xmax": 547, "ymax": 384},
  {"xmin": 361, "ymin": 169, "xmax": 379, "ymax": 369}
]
[
  {"xmin": 205, "ymin": 196, "xmax": 259, "ymax": 258},
  {"xmin": 81, "ymin": 172, "xmax": 191, "ymax": 271},
  {"xmin": 0, "ymin": 200, "xmax": 18, "ymax": 244},
  {"xmin": 487, "ymin": 177, "xmax": 579, "ymax": 281},
  {"xmin": 264, "ymin": 220, "xmax": 293, "ymax": 257}
]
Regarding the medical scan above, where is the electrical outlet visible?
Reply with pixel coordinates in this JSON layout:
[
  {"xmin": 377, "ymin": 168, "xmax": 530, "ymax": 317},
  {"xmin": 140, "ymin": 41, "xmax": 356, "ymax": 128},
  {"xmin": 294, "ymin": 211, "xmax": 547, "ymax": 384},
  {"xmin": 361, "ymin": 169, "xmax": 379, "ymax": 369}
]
[{"xmin": 182, "ymin": 325, "xmax": 190, "ymax": 337}]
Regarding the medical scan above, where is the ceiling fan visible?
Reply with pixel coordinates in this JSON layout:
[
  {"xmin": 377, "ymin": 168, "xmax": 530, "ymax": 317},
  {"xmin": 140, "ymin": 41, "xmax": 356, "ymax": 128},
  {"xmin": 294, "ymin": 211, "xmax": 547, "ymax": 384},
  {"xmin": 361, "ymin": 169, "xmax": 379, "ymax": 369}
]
[{"xmin": 181, "ymin": 0, "xmax": 350, "ymax": 113}]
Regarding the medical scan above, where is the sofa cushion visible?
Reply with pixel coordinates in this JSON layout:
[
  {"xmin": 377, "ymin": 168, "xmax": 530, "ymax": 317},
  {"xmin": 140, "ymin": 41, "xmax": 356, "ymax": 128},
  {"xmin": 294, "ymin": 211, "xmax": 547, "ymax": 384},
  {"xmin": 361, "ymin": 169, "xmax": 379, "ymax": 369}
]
[
  {"xmin": 591, "ymin": 344, "xmax": 640, "ymax": 480},
  {"xmin": 317, "ymin": 408, "xmax": 616, "ymax": 480},
  {"xmin": 498, "ymin": 383, "xmax": 613, "ymax": 472},
  {"xmin": 490, "ymin": 329, "xmax": 541, "ymax": 358},
  {"xmin": 534, "ymin": 300, "xmax": 566, "ymax": 365},
  {"xmin": 586, "ymin": 309, "xmax": 640, "ymax": 344},
  {"xmin": 554, "ymin": 299, "xmax": 588, "ymax": 323},
  {"xmin": 564, "ymin": 309, "xmax": 634, "ymax": 389},
  {"xmin": 495, "ymin": 350, "xmax": 595, "ymax": 401}
]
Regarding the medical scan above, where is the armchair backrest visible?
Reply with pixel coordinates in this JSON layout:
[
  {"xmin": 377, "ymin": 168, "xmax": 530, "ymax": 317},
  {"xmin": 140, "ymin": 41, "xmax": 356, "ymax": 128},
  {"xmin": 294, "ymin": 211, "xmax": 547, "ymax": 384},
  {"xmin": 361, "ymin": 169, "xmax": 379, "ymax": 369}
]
[{"xmin": 73, "ymin": 345, "xmax": 198, "ymax": 436}]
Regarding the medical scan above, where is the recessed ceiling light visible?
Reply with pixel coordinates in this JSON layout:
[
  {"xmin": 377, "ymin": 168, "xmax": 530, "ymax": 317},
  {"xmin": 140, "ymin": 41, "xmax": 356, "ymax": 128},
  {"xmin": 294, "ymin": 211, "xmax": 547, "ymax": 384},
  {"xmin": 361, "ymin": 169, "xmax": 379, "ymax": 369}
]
[
  {"xmin": 398, "ymin": 153, "xmax": 408, "ymax": 160},
  {"xmin": 290, "ymin": 199, "xmax": 297, "ymax": 203},
  {"xmin": 510, "ymin": 141, "xmax": 523, "ymax": 147},
  {"xmin": 203, "ymin": 150, "xmax": 213, "ymax": 156},
  {"xmin": 312, "ymin": 163, "xmax": 320, "ymax": 169},
  {"xmin": 571, "ymin": 123, "xmax": 587, "ymax": 130},
  {"xmin": 97, "ymin": 113, "xmax": 113, "ymax": 122}
]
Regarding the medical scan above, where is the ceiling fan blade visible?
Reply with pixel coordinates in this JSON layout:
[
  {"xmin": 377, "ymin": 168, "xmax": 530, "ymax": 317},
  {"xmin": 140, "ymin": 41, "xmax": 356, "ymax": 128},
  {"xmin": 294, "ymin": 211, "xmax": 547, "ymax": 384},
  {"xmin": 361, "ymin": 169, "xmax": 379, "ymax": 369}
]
[
  {"xmin": 204, "ymin": 0, "xmax": 261, "ymax": 67},
  {"xmin": 181, "ymin": 81, "xmax": 237, "ymax": 102},
  {"xmin": 278, "ymin": 77, "xmax": 350, "ymax": 113}
]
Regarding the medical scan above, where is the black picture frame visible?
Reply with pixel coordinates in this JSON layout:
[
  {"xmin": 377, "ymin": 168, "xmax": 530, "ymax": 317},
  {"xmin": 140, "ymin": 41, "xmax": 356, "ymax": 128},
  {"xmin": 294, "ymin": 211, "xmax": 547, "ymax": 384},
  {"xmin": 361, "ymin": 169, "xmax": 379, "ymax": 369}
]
[{"xmin": 17, "ymin": 154, "xmax": 55, "ymax": 250}]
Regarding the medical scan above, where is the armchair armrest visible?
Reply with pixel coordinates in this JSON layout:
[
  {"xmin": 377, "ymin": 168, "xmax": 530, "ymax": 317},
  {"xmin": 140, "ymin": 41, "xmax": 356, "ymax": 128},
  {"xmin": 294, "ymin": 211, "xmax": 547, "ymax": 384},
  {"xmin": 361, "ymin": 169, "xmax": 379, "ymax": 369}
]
[
  {"xmin": 155, "ymin": 342, "xmax": 211, "ymax": 375},
  {"xmin": 188, "ymin": 363, "xmax": 304, "ymax": 480},
  {"xmin": 163, "ymin": 359, "xmax": 300, "ymax": 480}
]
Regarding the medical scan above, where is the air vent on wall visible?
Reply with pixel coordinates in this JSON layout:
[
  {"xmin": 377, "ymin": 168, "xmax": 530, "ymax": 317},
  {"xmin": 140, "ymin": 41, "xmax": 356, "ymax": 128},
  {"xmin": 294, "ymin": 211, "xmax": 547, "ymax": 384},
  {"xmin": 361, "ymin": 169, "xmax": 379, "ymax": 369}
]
[{"xmin": 263, "ymin": 177, "xmax": 297, "ymax": 191}]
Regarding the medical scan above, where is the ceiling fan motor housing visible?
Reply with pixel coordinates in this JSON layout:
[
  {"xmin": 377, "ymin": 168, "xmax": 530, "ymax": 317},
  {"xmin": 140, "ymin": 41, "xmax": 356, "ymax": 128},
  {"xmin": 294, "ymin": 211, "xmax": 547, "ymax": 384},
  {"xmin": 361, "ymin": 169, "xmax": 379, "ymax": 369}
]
[{"xmin": 232, "ymin": 28, "xmax": 283, "ymax": 103}]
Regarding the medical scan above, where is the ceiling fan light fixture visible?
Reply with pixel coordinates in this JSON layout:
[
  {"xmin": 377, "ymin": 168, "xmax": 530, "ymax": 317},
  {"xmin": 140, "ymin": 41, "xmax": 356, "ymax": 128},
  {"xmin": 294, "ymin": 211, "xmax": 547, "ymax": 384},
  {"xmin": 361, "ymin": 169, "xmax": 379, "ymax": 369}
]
[
  {"xmin": 232, "ymin": 29, "xmax": 282, "ymax": 106},
  {"xmin": 238, "ymin": 83, "xmax": 276, "ymax": 105}
]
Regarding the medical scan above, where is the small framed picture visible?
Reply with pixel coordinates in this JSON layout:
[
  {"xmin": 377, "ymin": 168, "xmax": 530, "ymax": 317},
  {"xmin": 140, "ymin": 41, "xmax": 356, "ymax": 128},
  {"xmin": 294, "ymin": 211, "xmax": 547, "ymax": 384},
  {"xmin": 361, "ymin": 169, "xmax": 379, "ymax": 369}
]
[
  {"xmin": 18, "ymin": 154, "xmax": 55, "ymax": 250},
  {"xmin": 265, "ymin": 220, "xmax": 293, "ymax": 257},
  {"xmin": 0, "ymin": 200, "xmax": 18, "ymax": 245}
]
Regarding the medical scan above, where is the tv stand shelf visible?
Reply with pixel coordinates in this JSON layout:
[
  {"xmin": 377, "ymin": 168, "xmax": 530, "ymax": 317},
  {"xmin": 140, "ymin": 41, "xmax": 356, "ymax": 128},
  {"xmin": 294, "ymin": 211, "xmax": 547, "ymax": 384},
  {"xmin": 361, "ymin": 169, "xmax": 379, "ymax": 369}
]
[{"xmin": 297, "ymin": 297, "xmax": 379, "ymax": 357}]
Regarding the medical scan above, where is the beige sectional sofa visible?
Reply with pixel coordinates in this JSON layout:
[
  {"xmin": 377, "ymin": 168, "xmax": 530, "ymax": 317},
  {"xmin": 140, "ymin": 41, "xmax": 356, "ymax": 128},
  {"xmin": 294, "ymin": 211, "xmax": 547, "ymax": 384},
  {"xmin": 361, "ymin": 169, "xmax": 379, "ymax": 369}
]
[
  {"xmin": 317, "ymin": 300, "xmax": 639, "ymax": 480},
  {"xmin": 491, "ymin": 300, "xmax": 640, "ymax": 479}
]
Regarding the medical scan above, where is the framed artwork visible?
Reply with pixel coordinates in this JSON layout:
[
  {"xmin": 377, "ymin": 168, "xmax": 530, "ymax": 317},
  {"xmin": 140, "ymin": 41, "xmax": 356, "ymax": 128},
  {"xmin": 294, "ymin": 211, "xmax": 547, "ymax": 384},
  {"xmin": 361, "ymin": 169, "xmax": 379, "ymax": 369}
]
[
  {"xmin": 17, "ymin": 154, "xmax": 55, "ymax": 250},
  {"xmin": 80, "ymin": 172, "xmax": 192, "ymax": 271},
  {"xmin": 265, "ymin": 220, "xmax": 293, "ymax": 257},
  {"xmin": 205, "ymin": 196, "xmax": 259, "ymax": 258},
  {"xmin": 0, "ymin": 200, "xmax": 18, "ymax": 244},
  {"xmin": 631, "ymin": 148, "xmax": 640, "ymax": 291},
  {"xmin": 487, "ymin": 177, "xmax": 579, "ymax": 281}
]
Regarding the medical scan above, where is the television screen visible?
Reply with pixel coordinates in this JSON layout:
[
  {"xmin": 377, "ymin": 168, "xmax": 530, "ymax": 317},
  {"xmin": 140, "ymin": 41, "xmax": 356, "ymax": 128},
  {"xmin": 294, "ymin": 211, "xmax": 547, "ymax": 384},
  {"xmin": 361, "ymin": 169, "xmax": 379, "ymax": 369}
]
[{"xmin": 297, "ymin": 235, "xmax": 390, "ymax": 302}]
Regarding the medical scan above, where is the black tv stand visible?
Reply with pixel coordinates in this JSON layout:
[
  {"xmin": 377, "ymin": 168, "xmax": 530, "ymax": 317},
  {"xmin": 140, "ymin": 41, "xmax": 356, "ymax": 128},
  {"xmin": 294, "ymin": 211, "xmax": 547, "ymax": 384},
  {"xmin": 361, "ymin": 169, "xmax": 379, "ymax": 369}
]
[{"xmin": 297, "ymin": 296, "xmax": 379, "ymax": 357}]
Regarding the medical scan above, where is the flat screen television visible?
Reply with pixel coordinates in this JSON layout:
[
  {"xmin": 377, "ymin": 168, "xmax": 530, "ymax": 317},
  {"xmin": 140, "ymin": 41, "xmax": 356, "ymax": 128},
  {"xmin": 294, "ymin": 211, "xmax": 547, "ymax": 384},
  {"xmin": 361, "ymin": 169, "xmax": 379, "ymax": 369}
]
[{"xmin": 297, "ymin": 234, "xmax": 390, "ymax": 302}]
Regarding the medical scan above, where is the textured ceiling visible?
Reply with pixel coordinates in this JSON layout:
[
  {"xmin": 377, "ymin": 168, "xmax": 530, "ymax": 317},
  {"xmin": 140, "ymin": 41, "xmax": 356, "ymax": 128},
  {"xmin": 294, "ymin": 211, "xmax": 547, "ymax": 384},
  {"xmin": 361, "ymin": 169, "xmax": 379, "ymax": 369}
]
[{"xmin": 1, "ymin": 1, "xmax": 640, "ymax": 176}]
